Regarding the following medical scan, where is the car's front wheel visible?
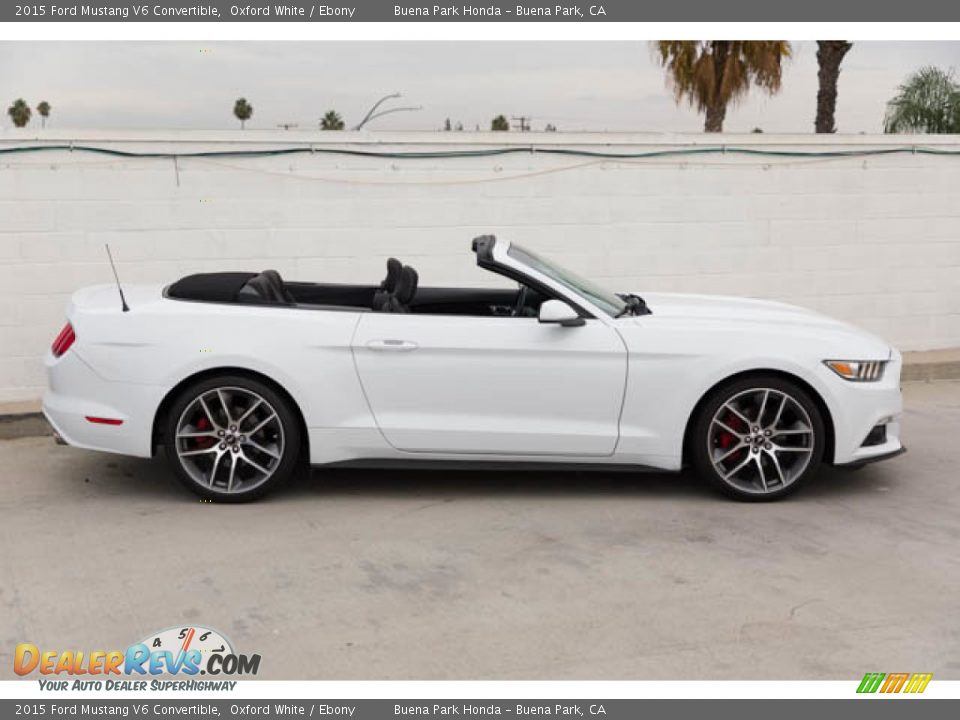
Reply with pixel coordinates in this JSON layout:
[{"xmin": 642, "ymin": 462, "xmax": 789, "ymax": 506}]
[
  {"xmin": 690, "ymin": 375, "xmax": 825, "ymax": 501},
  {"xmin": 164, "ymin": 375, "xmax": 302, "ymax": 502}
]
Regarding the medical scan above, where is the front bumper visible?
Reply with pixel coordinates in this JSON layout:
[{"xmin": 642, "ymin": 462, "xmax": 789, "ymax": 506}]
[
  {"xmin": 834, "ymin": 446, "xmax": 907, "ymax": 468},
  {"xmin": 821, "ymin": 352, "xmax": 904, "ymax": 466}
]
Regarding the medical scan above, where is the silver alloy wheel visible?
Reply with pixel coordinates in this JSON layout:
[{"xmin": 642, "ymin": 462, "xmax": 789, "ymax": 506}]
[
  {"xmin": 707, "ymin": 387, "xmax": 815, "ymax": 495},
  {"xmin": 174, "ymin": 386, "xmax": 285, "ymax": 494}
]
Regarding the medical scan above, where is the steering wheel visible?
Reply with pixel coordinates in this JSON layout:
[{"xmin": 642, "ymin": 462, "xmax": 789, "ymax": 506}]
[{"xmin": 514, "ymin": 283, "xmax": 530, "ymax": 317}]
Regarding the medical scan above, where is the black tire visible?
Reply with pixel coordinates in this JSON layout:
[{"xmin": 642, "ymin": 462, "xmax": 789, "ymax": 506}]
[
  {"xmin": 690, "ymin": 375, "xmax": 825, "ymax": 501},
  {"xmin": 164, "ymin": 374, "xmax": 302, "ymax": 502}
]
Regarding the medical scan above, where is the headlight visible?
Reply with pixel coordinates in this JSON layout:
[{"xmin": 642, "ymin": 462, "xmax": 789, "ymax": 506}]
[{"xmin": 823, "ymin": 359, "xmax": 887, "ymax": 382}]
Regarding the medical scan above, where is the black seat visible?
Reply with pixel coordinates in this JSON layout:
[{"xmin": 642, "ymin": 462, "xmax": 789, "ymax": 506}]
[
  {"xmin": 381, "ymin": 266, "xmax": 418, "ymax": 313},
  {"xmin": 372, "ymin": 258, "xmax": 402, "ymax": 311},
  {"xmin": 261, "ymin": 269, "xmax": 296, "ymax": 304},
  {"xmin": 240, "ymin": 269, "xmax": 295, "ymax": 304}
]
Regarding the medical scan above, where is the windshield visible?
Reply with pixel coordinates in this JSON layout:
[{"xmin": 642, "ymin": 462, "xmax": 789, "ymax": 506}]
[{"xmin": 507, "ymin": 244, "xmax": 627, "ymax": 317}]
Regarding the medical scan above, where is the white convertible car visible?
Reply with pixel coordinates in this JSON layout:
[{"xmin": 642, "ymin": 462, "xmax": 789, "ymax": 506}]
[{"xmin": 44, "ymin": 235, "xmax": 904, "ymax": 502}]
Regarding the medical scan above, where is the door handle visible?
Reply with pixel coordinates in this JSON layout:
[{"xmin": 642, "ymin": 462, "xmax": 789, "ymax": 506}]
[{"xmin": 366, "ymin": 339, "xmax": 419, "ymax": 352}]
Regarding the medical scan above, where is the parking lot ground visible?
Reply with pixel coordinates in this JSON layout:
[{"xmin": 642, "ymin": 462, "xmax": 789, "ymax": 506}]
[{"xmin": 1, "ymin": 381, "xmax": 959, "ymax": 680}]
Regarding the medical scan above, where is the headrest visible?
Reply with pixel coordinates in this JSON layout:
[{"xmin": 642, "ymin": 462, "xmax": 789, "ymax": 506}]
[
  {"xmin": 260, "ymin": 269, "xmax": 295, "ymax": 304},
  {"xmin": 384, "ymin": 258, "xmax": 402, "ymax": 292},
  {"xmin": 243, "ymin": 274, "xmax": 273, "ymax": 301},
  {"xmin": 395, "ymin": 266, "xmax": 419, "ymax": 304}
]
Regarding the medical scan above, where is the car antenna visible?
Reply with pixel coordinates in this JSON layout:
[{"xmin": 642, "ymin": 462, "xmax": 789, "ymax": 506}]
[{"xmin": 105, "ymin": 244, "xmax": 130, "ymax": 312}]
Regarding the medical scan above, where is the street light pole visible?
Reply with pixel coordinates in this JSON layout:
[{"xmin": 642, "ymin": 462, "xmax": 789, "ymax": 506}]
[
  {"xmin": 352, "ymin": 93, "xmax": 422, "ymax": 130},
  {"xmin": 361, "ymin": 105, "xmax": 424, "ymax": 126},
  {"xmin": 353, "ymin": 93, "xmax": 400, "ymax": 130}
]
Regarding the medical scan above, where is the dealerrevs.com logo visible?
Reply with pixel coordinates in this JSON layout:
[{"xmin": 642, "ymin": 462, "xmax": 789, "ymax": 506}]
[
  {"xmin": 15, "ymin": 626, "xmax": 260, "ymax": 690},
  {"xmin": 857, "ymin": 672, "xmax": 933, "ymax": 694}
]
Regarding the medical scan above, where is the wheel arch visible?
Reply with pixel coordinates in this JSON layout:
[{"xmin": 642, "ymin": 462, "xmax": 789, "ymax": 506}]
[
  {"xmin": 681, "ymin": 368, "xmax": 835, "ymax": 467},
  {"xmin": 151, "ymin": 366, "xmax": 309, "ymax": 461}
]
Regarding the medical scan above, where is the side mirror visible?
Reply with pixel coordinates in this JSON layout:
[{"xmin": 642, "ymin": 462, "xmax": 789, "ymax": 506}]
[{"xmin": 538, "ymin": 299, "xmax": 585, "ymax": 327}]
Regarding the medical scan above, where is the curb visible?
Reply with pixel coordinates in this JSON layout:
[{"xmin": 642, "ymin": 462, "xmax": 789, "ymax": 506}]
[
  {"xmin": 900, "ymin": 360, "xmax": 960, "ymax": 383},
  {"xmin": 0, "ymin": 412, "xmax": 52, "ymax": 441},
  {"xmin": 3, "ymin": 359, "xmax": 959, "ymax": 442}
]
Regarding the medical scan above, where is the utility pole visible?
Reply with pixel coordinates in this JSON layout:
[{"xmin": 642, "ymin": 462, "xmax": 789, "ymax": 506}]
[{"xmin": 511, "ymin": 116, "xmax": 531, "ymax": 132}]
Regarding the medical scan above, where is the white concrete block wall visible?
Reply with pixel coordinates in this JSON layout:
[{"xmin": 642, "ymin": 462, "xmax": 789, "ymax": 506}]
[{"xmin": 1, "ymin": 129, "xmax": 959, "ymax": 403}]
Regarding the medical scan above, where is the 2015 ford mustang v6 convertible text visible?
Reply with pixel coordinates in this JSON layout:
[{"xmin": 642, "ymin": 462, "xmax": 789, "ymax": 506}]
[{"xmin": 44, "ymin": 235, "xmax": 904, "ymax": 502}]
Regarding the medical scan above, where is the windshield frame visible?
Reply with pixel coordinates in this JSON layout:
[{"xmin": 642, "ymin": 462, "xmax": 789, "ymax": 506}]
[{"xmin": 505, "ymin": 243, "xmax": 627, "ymax": 318}]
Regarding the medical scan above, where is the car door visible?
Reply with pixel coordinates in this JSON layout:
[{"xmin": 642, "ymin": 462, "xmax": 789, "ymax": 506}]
[{"xmin": 351, "ymin": 312, "xmax": 627, "ymax": 456}]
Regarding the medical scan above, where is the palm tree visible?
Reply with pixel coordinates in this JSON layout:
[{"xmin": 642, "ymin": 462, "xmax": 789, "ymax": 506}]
[
  {"xmin": 7, "ymin": 98, "xmax": 31, "ymax": 128},
  {"xmin": 490, "ymin": 114, "xmax": 509, "ymax": 131},
  {"xmin": 320, "ymin": 110, "xmax": 345, "ymax": 130},
  {"xmin": 815, "ymin": 41, "xmax": 853, "ymax": 133},
  {"xmin": 884, "ymin": 66, "xmax": 960, "ymax": 134},
  {"xmin": 36, "ymin": 101, "xmax": 51, "ymax": 128},
  {"xmin": 655, "ymin": 41, "xmax": 791, "ymax": 132},
  {"xmin": 233, "ymin": 98, "xmax": 253, "ymax": 129}
]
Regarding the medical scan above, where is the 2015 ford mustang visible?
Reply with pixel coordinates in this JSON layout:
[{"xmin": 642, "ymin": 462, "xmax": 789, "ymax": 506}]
[{"xmin": 44, "ymin": 235, "xmax": 904, "ymax": 502}]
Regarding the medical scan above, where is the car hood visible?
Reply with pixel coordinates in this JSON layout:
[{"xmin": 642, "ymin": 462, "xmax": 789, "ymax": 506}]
[
  {"xmin": 640, "ymin": 292, "xmax": 828, "ymax": 322},
  {"xmin": 626, "ymin": 292, "xmax": 892, "ymax": 356}
]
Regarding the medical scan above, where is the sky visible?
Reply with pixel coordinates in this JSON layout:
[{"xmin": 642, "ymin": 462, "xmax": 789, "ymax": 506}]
[{"xmin": 1, "ymin": 41, "xmax": 958, "ymax": 133}]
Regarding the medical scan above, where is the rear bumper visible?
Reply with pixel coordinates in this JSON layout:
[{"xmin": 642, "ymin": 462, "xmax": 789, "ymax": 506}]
[{"xmin": 43, "ymin": 349, "xmax": 161, "ymax": 458}]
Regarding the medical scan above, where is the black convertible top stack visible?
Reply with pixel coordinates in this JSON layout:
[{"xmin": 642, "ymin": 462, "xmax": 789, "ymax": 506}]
[{"xmin": 167, "ymin": 272, "xmax": 258, "ymax": 302}]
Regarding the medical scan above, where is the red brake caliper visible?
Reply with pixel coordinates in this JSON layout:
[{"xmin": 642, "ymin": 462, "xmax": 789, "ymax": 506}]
[
  {"xmin": 718, "ymin": 412, "xmax": 745, "ymax": 461},
  {"xmin": 194, "ymin": 416, "xmax": 215, "ymax": 449}
]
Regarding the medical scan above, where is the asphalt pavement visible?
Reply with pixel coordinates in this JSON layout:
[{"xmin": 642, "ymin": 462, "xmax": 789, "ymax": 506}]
[{"xmin": 1, "ymin": 381, "xmax": 958, "ymax": 680}]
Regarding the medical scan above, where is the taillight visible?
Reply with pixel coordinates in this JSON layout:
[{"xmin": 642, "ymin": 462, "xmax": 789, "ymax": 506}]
[{"xmin": 51, "ymin": 323, "xmax": 75, "ymax": 358}]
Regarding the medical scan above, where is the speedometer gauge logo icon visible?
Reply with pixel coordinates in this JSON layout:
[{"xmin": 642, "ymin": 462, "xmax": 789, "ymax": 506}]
[{"xmin": 139, "ymin": 625, "xmax": 236, "ymax": 674}]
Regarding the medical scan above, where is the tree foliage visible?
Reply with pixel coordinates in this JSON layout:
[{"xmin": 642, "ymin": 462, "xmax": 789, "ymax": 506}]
[
  {"xmin": 36, "ymin": 100, "xmax": 51, "ymax": 128},
  {"xmin": 7, "ymin": 98, "xmax": 31, "ymax": 128},
  {"xmin": 320, "ymin": 110, "xmax": 345, "ymax": 130},
  {"xmin": 233, "ymin": 98, "xmax": 253, "ymax": 129},
  {"xmin": 884, "ymin": 66, "xmax": 960, "ymax": 134},
  {"xmin": 655, "ymin": 41, "xmax": 791, "ymax": 132},
  {"xmin": 490, "ymin": 114, "xmax": 509, "ymax": 131}
]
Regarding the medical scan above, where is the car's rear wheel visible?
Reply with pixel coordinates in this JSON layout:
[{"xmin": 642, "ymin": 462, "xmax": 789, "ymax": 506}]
[
  {"xmin": 164, "ymin": 375, "xmax": 301, "ymax": 502},
  {"xmin": 690, "ymin": 375, "xmax": 825, "ymax": 501}
]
